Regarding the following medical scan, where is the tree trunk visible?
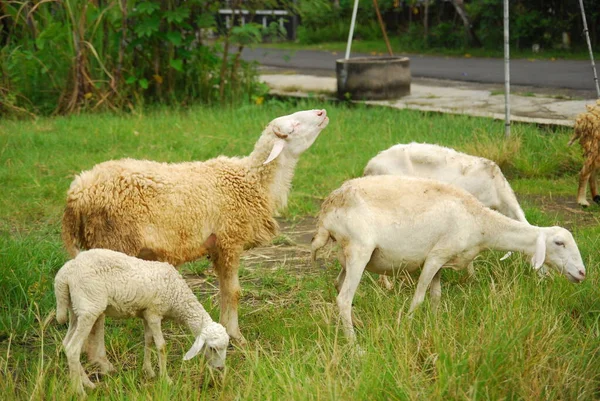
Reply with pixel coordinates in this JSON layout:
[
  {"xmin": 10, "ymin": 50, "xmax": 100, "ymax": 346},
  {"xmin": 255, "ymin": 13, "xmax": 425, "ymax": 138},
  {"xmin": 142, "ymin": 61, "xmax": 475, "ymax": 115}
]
[{"xmin": 450, "ymin": 0, "xmax": 481, "ymax": 47}]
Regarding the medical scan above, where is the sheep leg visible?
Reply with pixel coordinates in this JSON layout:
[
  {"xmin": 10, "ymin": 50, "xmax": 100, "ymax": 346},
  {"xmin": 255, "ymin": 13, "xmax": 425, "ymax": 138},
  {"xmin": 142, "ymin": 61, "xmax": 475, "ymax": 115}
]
[
  {"xmin": 142, "ymin": 319, "xmax": 156, "ymax": 378},
  {"xmin": 334, "ymin": 268, "xmax": 346, "ymax": 294},
  {"xmin": 85, "ymin": 314, "xmax": 115, "ymax": 374},
  {"xmin": 429, "ymin": 270, "xmax": 442, "ymax": 311},
  {"xmin": 62, "ymin": 306, "xmax": 77, "ymax": 349},
  {"xmin": 378, "ymin": 275, "xmax": 394, "ymax": 291},
  {"xmin": 466, "ymin": 261, "xmax": 475, "ymax": 277},
  {"xmin": 336, "ymin": 245, "xmax": 372, "ymax": 341},
  {"xmin": 334, "ymin": 248, "xmax": 347, "ymax": 294},
  {"xmin": 577, "ymin": 161, "xmax": 593, "ymax": 206},
  {"xmin": 590, "ymin": 168, "xmax": 600, "ymax": 203},
  {"xmin": 143, "ymin": 313, "xmax": 172, "ymax": 384},
  {"xmin": 214, "ymin": 245, "xmax": 246, "ymax": 345},
  {"xmin": 64, "ymin": 314, "xmax": 98, "ymax": 394},
  {"xmin": 408, "ymin": 255, "xmax": 447, "ymax": 313}
]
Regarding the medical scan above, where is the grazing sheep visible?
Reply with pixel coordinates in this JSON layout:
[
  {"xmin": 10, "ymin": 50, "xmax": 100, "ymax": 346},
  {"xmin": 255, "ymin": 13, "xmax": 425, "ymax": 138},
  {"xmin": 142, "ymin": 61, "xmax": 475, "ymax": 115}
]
[
  {"xmin": 364, "ymin": 142, "xmax": 527, "ymax": 288},
  {"xmin": 62, "ymin": 109, "xmax": 329, "ymax": 343},
  {"xmin": 311, "ymin": 175, "xmax": 586, "ymax": 341},
  {"xmin": 55, "ymin": 249, "xmax": 230, "ymax": 395},
  {"xmin": 364, "ymin": 142, "xmax": 528, "ymax": 223},
  {"xmin": 568, "ymin": 100, "xmax": 600, "ymax": 207}
]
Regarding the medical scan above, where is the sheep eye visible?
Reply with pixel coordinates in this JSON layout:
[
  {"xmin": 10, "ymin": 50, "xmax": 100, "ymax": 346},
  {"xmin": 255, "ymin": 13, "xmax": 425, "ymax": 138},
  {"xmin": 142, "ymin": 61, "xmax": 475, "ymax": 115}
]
[{"xmin": 554, "ymin": 241, "xmax": 565, "ymax": 247}]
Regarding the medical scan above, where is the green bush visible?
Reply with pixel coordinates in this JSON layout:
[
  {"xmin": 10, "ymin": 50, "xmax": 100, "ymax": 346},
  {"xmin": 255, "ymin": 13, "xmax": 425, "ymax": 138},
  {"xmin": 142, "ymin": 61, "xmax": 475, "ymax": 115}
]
[{"xmin": 0, "ymin": 0, "xmax": 274, "ymax": 117}]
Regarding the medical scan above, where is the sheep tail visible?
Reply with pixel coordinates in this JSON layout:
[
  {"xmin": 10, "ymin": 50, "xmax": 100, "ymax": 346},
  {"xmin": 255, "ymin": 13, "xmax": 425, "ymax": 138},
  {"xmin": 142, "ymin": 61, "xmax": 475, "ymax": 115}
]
[
  {"xmin": 61, "ymin": 205, "xmax": 82, "ymax": 257},
  {"xmin": 311, "ymin": 225, "xmax": 331, "ymax": 268},
  {"xmin": 567, "ymin": 133, "xmax": 579, "ymax": 147},
  {"xmin": 54, "ymin": 273, "xmax": 70, "ymax": 325}
]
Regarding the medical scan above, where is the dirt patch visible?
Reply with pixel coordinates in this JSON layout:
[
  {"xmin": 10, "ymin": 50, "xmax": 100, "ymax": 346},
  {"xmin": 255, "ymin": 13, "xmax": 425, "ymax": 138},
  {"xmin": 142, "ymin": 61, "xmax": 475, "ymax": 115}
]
[
  {"xmin": 184, "ymin": 217, "xmax": 329, "ymax": 293},
  {"xmin": 241, "ymin": 217, "xmax": 317, "ymax": 269},
  {"xmin": 522, "ymin": 194, "xmax": 600, "ymax": 229}
]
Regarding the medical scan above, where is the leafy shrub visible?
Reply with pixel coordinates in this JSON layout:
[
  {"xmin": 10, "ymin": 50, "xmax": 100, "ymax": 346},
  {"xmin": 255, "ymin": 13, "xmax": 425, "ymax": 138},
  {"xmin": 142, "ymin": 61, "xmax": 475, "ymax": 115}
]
[{"xmin": 0, "ymin": 0, "xmax": 274, "ymax": 117}]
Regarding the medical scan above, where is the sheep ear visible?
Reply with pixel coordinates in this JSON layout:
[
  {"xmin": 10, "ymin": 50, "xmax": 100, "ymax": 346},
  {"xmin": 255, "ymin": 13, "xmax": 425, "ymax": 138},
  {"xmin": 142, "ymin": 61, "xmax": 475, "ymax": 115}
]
[
  {"xmin": 263, "ymin": 138, "xmax": 286, "ymax": 165},
  {"xmin": 183, "ymin": 335, "xmax": 205, "ymax": 361},
  {"xmin": 530, "ymin": 232, "xmax": 546, "ymax": 270}
]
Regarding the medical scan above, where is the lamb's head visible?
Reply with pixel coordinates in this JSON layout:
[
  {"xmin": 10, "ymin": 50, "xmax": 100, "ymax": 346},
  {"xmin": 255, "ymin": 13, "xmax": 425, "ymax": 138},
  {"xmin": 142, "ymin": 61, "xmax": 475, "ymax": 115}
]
[
  {"xmin": 183, "ymin": 322, "xmax": 230, "ymax": 369},
  {"xmin": 531, "ymin": 227, "xmax": 586, "ymax": 283},
  {"xmin": 263, "ymin": 109, "xmax": 329, "ymax": 164}
]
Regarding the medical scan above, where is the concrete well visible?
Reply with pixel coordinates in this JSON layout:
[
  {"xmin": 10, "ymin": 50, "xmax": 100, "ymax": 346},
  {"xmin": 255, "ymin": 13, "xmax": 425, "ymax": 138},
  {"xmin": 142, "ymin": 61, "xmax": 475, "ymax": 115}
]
[{"xmin": 336, "ymin": 57, "xmax": 411, "ymax": 100}]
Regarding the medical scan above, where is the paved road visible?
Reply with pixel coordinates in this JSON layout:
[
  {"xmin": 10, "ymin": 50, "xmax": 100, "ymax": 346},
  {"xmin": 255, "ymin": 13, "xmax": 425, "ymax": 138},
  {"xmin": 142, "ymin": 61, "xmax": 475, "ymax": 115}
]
[{"xmin": 241, "ymin": 47, "xmax": 599, "ymax": 96}]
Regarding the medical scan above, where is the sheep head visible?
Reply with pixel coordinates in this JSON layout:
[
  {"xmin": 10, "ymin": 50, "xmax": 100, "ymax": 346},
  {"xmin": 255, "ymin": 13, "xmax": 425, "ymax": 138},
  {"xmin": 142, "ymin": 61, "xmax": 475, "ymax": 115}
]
[
  {"xmin": 183, "ymin": 322, "xmax": 229, "ymax": 369},
  {"xmin": 532, "ymin": 227, "xmax": 586, "ymax": 283},
  {"xmin": 263, "ymin": 109, "xmax": 329, "ymax": 165}
]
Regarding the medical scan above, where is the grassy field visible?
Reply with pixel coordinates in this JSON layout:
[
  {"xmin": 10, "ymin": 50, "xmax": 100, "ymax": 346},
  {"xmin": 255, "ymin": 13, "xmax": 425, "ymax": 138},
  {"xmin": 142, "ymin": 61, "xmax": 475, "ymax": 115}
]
[{"xmin": 1, "ymin": 99, "xmax": 600, "ymax": 400}]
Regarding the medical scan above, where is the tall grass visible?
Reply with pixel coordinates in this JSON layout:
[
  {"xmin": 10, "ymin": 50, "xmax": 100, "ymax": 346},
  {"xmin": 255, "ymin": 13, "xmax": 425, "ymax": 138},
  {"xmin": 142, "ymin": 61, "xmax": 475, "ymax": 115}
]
[{"xmin": 1, "ymin": 100, "xmax": 599, "ymax": 399}]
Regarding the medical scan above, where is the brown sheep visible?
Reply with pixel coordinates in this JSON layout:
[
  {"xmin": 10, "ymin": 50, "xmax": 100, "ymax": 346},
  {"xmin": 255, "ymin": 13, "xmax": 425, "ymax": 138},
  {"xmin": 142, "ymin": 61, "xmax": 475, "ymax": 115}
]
[{"xmin": 569, "ymin": 100, "xmax": 600, "ymax": 207}]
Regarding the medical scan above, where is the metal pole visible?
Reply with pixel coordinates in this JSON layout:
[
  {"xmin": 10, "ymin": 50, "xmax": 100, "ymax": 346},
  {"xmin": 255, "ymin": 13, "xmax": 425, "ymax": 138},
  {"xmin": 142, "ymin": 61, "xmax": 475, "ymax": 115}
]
[
  {"xmin": 503, "ymin": 0, "xmax": 510, "ymax": 138},
  {"xmin": 578, "ymin": 0, "xmax": 600, "ymax": 98},
  {"xmin": 345, "ymin": 0, "xmax": 360, "ymax": 59}
]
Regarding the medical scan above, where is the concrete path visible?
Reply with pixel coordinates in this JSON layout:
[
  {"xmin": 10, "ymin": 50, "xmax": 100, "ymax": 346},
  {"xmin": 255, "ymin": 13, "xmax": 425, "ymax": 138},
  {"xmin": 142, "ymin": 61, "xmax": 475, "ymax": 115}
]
[
  {"xmin": 260, "ymin": 72, "xmax": 598, "ymax": 127},
  {"xmin": 244, "ymin": 47, "xmax": 600, "ymax": 96}
]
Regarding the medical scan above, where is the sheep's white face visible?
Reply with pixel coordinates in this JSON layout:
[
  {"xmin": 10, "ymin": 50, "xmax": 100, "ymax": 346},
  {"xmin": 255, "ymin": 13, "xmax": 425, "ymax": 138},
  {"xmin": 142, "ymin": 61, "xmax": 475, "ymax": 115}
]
[
  {"xmin": 202, "ymin": 328, "xmax": 229, "ymax": 369},
  {"xmin": 541, "ymin": 227, "xmax": 586, "ymax": 283},
  {"xmin": 183, "ymin": 323, "xmax": 229, "ymax": 369},
  {"xmin": 263, "ymin": 109, "xmax": 328, "ymax": 164}
]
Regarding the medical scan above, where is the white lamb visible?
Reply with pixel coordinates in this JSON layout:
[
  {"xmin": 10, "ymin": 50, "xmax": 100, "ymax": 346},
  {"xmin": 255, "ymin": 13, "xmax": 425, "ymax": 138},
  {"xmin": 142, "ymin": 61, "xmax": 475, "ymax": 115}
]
[
  {"xmin": 364, "ymin": 142, "xmax": 528, "ymax": 223},
  {"xmin": 54, "ymin": 249, "xmax": 230, "ymax": 395},
  {"xmin": 61, "ymin": 109, "xmax": 329, "ymax": 344},
  {"xmin": 311, "ymin": 175, "xmax": 586, "ymax": 341}
]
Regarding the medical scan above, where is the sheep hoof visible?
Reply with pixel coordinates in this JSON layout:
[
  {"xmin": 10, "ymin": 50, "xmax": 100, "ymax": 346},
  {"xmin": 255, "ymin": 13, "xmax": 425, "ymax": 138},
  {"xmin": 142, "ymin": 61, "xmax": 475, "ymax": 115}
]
[
  {"xmin": 96, "ymin": 360, "xmax": 115, "ymax": 374},
  {"xmin": 378, "ymin": 275, "xmax": 394, "ymax": 291},
  {"xmin": 83, "ymin": 377, "xmax": 96, "ymax": 389},
  {"xmin": 230, "ymin": 335, "xmax": 247, "ymax": 347},
  {"xmin": 593, "ymin": 195, "xmax": 600, "ymax": 204}
]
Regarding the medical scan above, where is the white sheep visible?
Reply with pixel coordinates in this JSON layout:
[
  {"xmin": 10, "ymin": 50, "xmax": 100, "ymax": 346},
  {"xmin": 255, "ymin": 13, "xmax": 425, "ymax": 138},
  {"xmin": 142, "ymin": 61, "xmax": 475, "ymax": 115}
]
[
  {"xmin": 311, "ymin": 175, "xmax": 586, "ymax": 341},
  {"xmin": 364, "ymin": 142, "xmax": 528, "ymax": 223},
  {"xmin": 364, "ymin": 142, "xmax": 529, "ymax": 288},
  {"xmin": 61, "ymin": 109, "xmax": 329, "ymax": 344},
  {"xmin": 54, "ymin": 249, "xmax": 230, "ymax": 395}
]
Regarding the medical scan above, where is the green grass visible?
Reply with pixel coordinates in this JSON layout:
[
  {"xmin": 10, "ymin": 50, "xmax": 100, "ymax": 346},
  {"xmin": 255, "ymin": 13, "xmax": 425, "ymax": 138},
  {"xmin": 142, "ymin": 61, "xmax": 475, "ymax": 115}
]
[
  {"xmin": 1, "ymin": 99, "xmax": 600, "ymax": 400},
  {"xmin": 262, "ymin": 39, "xmax": 598, "ymax": 61}
]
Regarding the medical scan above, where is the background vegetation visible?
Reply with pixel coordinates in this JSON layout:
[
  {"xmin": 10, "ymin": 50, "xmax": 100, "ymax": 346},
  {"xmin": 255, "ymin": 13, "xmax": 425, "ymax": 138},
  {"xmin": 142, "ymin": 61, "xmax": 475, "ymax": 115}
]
[
  {"xmin": 1, "ymin": 100, "xmax": 599, "ymax": 399},
  {"xmin": 0, "ymin": 0, "xmax": 289, "ymax": 117},
  {"xmin": 296, "ymin": 0, "xmax": 600, "ymax": 57}
]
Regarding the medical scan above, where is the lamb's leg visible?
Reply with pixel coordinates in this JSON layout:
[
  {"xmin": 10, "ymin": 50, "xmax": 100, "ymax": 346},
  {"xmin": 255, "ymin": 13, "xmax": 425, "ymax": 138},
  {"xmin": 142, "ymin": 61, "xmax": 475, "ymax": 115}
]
[
  {"xmin": 62, "ymin": 306, "xmax": 77, "ymax": 349},
  {"xmin": 336, "ymin": 244, "xmax": 372, "ymax": 341},
  {"xmin": 142, "ymin": 319, "xmax": 156, "ymax": 378},
  {"xmin": 577, "ymin": 160, "xmax": 593, "ymax": 206},
  {"xmin": 143, "ymin": 312, "xmax": 171, "ymax": 384},
  {"xmin": 85, "ymin": 314, "xmax": 115, "ymax": 374},
  {"xmin": 64, "ymin": 314, "xmax": 98, "ymax": 395},
  {"xmin": 429, "ymin": 270, "xmax": 442, "ymax": 311},
  {"xmin": 213, "ymin": 244, "xmax": 246, "ymax": 345},
  {"xmin": 408, "ymin": 254, "xmax": 447, "ymax": 313}
]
